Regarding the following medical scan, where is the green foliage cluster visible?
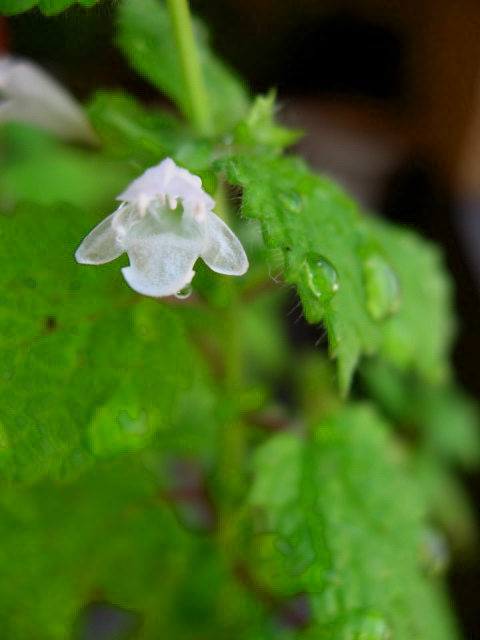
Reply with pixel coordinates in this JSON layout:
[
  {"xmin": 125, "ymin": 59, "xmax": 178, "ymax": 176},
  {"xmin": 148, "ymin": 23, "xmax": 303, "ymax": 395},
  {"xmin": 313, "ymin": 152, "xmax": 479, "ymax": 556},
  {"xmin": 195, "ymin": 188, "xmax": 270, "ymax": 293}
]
[
  {"xmin": 0, "ymin": 0, "xmax": 99, "ymax": 15},
  {"xmin": 0, "ymin": 0, "xmax": 478, "ymax": 638}
]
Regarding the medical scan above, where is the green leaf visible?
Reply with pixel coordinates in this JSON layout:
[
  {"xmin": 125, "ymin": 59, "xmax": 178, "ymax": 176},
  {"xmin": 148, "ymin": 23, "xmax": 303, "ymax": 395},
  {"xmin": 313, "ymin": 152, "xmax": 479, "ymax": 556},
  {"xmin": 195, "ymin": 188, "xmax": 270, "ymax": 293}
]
[
  {"xmin": 234, "ymin": 91, "xmax": 302, "ymax": 150},
  {"xmin": 0, "ymin": 124, "xmax": 133, "ymax": 211},
  {"xmin": 86, "ymin": 90, "xmax": 215, "ymax": 173},
  {"xmin": 0, "ymin": 202, "xmax": 192, "ymax": 482},
  {"xmin": 116, "ymin": 0, "xmax": 249, "ymax": 133},
  {"xmin": 0, "ymin": 455, "xmax": 273, "ymax": 639},
  {"xmin": 248, "ymin": 405, "xmax": 461, "ymax": 639},
  {"xmin": 362, "ymin": 358, "xmax": 480, "ymax": 469},
  {"xmin": 366, "ymin": 216, "xmax": 455, "ymax": 383},
  {"xmin": 222, "ymin": 152, "xmax": 456, "ymax": 392},
  {"xmin": 416, "ymin": 453, "xmax": 478, "ymax": 554},
  {"xmin": 87, "ymin": 90, "xmax": 188, "ymax": 165},
  {"xmin": 223, "ymin": 153, "xmax": 381, "ymax": 392},
  {"xmin": 0, "ymin": 0, "xmax": 36, "ymax": 13},
  {"xmin": 0, "ymin": 0, "xmax": 100, "ymax": 14},
  {"xmin": 0, "ymin": 458, "xmax": 192, "ymax": 638}
]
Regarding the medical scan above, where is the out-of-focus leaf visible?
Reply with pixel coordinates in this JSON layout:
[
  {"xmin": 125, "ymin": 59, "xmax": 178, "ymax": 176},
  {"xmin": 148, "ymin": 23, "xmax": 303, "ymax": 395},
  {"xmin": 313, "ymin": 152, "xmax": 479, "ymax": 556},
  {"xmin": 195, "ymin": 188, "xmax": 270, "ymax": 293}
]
[
  {"xmin": 234, "ymin": 91, "xmax": 302, "ymax": 151},
  {"xmin": 87, "ymin": 90, "xmax": 188, "ymax": 165},
  {"xmin": 0, "ymin": 0, "xmax": 100, "ymax": 15},
  {"xmin": 366, "ymin": 216, "xmax": 455, "ymax": 384},
  {"xmin": 0, "ymin": 201, "xmax": 192, "ymax": 482},
  {"xmin": 416, "ymin": 454, "xmax": 478, "ymax": 554},
  {"xmin": 362, "ymin": 358, "xmax": 480, "ymax": 468},
  {"xmin": 0, "ymin": 124, "xmax": 133, "ymax": 211},
  {"xmin": 0, "ymin": 458, "xmax": 224, "ymax": 639},
  {"xmin": 116, "ymin": 0, "xmax": 249, "ymax": 133},
  {"xmin": 87, "ymin": 90, "xmax": 216, "ymax": 175},
  {"xmin": 248, "ymin": 405, "xmax": 460, "ymax": 639}
]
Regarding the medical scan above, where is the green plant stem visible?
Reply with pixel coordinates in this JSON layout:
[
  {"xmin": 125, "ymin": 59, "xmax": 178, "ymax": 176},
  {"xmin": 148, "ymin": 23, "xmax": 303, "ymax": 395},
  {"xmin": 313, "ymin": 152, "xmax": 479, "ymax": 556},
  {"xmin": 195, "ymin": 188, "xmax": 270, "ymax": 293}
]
[
  {"xmin": 166, "ymin": 0, "xmax": 213, "ymax": 135},
  {"xmin": 167, "ymin": 0, "xmax": 245, "ymax": 585},
  {"xmin": 213, "ymin": 191, "xmax": 246, "ymax": 560}
]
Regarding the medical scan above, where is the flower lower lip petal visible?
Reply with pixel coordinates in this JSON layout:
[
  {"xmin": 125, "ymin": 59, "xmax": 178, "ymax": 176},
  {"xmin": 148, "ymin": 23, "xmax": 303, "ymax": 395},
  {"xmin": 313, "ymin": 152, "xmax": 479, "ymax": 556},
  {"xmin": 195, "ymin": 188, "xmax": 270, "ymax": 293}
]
[{"xmin": 121, "ymin": 233, "xmax": 200, "ymax": 297}]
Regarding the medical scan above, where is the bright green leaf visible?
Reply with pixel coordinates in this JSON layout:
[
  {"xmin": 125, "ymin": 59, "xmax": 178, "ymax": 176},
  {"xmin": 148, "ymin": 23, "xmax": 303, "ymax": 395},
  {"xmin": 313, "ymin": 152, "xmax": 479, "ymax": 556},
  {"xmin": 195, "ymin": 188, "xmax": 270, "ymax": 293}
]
[
  {"xmin": 234, "ymin": 91, "xmax": 302, "ymax": 150},
  {"xmin": 366, "ymin": 216, "xmax": 455, "ymax": 383},
  {"xmin": 223, "ymin": 153, "xmax": 381, "ymax": 392},
  {"xmin": 0, "ymin": 459, "xmax": 192, "ymax": 638},
  {"xmin": 0, "ymin": 0, "xmax": 100, "ymax": 14},
  {"xmin": 87, "ymin": 90, "xmax": 188, "ymax": 165},
  {"xmin": 248, "ymin": 405, "xmax": 461, "ymax": 639},
  {"xmin": 0, "ymin": 202, "xmax": 192, "ymax": 482},
  {"xmin": 0, "ymin": 124, "xmax": 133, "ymax": 211}
]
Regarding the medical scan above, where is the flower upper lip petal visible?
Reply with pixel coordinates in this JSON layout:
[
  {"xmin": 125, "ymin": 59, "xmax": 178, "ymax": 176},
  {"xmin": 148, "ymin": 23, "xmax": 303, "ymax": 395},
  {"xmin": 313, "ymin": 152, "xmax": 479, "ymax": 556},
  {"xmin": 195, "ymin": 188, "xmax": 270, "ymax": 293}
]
[{"xmin": 116, "ymin": 158, "xmax": 214, "ymax": 208}]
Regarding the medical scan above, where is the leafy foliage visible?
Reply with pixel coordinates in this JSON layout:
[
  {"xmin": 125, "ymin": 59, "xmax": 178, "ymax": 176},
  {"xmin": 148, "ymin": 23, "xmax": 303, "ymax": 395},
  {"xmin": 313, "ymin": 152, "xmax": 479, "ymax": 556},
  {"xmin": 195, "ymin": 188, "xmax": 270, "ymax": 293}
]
[
  {"xmin": 362, "ymin": 358, "xmax": 480, "ymax": 469},
  {"xmin": 248, "ymin": 405, "xmax": 461, "ymax": 639},
  {"xmin": 362, "ymin": 359, "xmax": 480, "ymax": 553},
  {"xmin": 222, "ymin": 153, "xmax": 455, "ymax": 392},
  {"xmin": 0, "ymin": 201, "xmax": 192, "ymax": 482},
  {"xmin": 0, "ymin": 0, "xmax": 476, "ymax": 638},
  {"xmin": 0, "ymin": 124, "xmax": 133, "ymax": 211},
  {"xmin": 366, "ymin": 217, "xmax": 455, "ymax": 384},
  {"xmin": 224, "ymin": 153, "xmax": 381, "ymax": 392},
  {"xmin": 0, "ymin": 457, "xmax": 240, "ymax": 639},
  {"xmin": 0, "ymin": 0, "xmax": 99, "ymax": 15},
  {"xmin": 233, "ymin": 91, "xmax": 302, "ymax": 151}
]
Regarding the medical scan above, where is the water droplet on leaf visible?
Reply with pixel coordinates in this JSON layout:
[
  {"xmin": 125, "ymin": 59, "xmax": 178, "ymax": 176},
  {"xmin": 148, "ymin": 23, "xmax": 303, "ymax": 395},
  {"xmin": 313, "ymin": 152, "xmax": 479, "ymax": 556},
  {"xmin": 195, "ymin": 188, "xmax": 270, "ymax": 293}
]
[
  {"xmin": 174, "ymin": 284, "xmax": 192, "ymax": 299},
  {"xmin": 304, "ymin": 253, "xmax": 339, "ymax": 302},
  {"xmin": 361, "ymin": 250, "xmax": 401, "ymax": 320}
]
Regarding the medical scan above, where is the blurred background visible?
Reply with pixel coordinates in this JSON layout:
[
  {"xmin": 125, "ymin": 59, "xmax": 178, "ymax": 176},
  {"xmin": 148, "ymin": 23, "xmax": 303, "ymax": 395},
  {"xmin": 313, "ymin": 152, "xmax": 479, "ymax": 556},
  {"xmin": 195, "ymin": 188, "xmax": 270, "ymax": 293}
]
[{"xmin": 2, "ymin": 0, "xmax": 480, "ymax": 636}]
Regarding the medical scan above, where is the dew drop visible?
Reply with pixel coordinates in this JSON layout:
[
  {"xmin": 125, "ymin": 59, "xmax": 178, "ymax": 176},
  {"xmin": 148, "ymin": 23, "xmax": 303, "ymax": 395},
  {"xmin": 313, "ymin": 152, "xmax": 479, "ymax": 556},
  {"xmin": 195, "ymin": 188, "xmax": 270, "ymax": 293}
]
[
  {"xmin": 279, "ymin": 189, "xmax": 303, "ymax": 214},
  {"xmin": 174, "ymin": 284, "xmax": 193, "ymax": 299},
  {"xmin": 304, "ymin": 253, "xmax": 339, "ymax": 302},
  {"xmin": 361, "ymin": 249, "xmax": 401, "ymax": 320}
]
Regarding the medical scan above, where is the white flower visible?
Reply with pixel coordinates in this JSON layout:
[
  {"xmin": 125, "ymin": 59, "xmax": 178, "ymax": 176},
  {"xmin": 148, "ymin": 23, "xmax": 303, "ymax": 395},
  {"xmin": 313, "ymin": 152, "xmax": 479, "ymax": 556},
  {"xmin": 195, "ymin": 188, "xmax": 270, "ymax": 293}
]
[
  {"xmin": 75, "ymin": 158, "xmax": 249, "ymax": 297},
  {"xmin": 0, "ymin": 55, "xmax": 98, "ymax": 145}
]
